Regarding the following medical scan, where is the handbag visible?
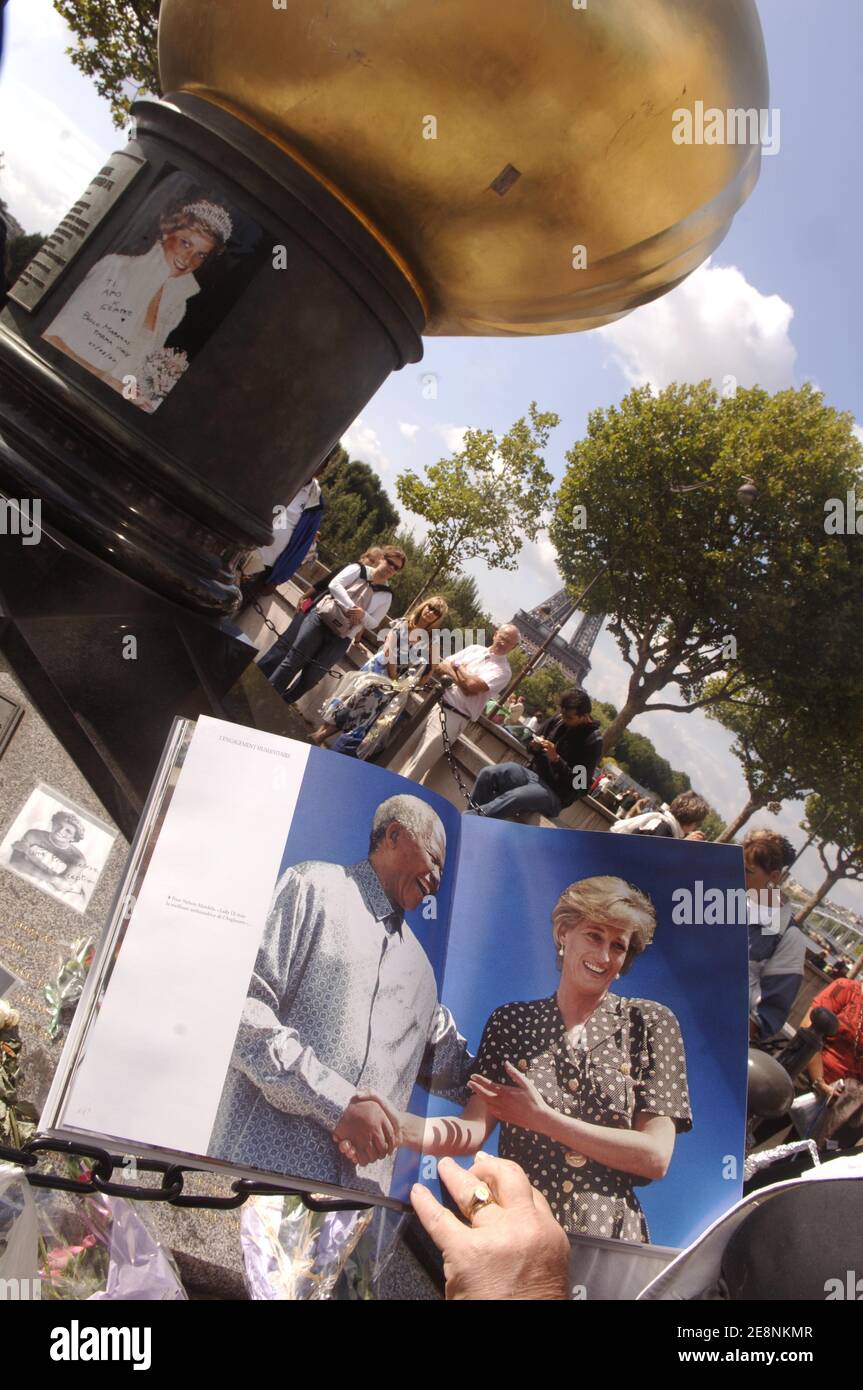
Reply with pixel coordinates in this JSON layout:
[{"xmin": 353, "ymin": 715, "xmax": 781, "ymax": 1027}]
[{"xmin": 317, "ymin": 569, "xmax": 383, "ymax": 637}]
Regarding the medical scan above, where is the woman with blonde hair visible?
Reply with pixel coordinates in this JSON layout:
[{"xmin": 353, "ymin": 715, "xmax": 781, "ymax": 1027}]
[
  {"xmin": 348, "ymin": 876, "xmax": 692, "ymax": 1242},
  {"xmin": 310, "ymin": 595, "xmax": 449, "ymax": 756}
]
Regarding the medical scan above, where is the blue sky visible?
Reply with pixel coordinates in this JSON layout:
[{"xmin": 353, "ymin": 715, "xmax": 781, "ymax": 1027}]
[{"xmin": 2, "ymin": 0, "xmax": 861, "ymax": 909}]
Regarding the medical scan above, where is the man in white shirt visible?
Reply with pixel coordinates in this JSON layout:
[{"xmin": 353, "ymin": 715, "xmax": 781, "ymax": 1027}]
[{"xmin": 393, "ymin": 625, "xmax": 520, "ymax": 785}]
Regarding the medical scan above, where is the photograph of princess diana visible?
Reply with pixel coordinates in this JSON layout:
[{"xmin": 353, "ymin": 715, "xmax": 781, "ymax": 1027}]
[
  {"xmin": 394, "ymin": 820, "xmax": 749, "ymax": 1252},
  {"xmin": 43, "ymin": 170, "xmax": 266, "ymax": 412},
  {"xmin": 394, "ymin": 876, "xmax": 691, "ymax": 1245}
]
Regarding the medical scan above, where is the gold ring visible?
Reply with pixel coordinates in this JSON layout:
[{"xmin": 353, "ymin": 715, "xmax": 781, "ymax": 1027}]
[{"xmin": 466, "ymin": 1181, "xmax": 497, "ymax": 1223}]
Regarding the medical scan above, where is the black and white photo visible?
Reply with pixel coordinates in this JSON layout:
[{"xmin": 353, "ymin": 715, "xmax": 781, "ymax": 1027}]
[{"xmin": 0, "ymin": 783, "xmax": 117, "ymax": 915}]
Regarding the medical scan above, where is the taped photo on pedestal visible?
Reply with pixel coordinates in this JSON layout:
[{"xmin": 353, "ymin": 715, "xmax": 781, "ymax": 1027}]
[
  {"xmin": 0, "ymin": 783, "xmax": 117, "ymax": 916},
  {"xmin": 42, "ymin": 169, "xmax": 268, "ymax": 413}
]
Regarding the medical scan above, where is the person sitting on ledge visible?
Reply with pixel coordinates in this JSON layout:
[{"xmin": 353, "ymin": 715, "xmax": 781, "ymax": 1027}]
[
  {"xmin": 466, "ymin": 688, "xmax": 602, "ymax": 821},
  {"xmin": 610, "ymin": 789, "xmax": 709, "ymax": 840}
]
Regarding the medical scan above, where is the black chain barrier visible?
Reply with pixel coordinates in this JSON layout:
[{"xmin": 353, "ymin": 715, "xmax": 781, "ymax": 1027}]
[
  {"xmin": 437, "ymin": 703, "xmax": 485, "ymax": 814},
  {"xmin": 0, "ymin": 1135, "xmax": 373, "ymax": 1212},
  {"xmin": 252, "ymin": 600, "xmax": 353, "ymax": 683}
]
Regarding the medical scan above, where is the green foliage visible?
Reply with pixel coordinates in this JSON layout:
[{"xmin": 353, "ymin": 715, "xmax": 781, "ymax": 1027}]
[
  {"xmin": 613, "ymin": 729, "xmax": 691, "ymax": 805},
  {"xmin": 506, "ymin": 649, "xmax": 570, "ymax": 716},
  {"xmin": 700, "ymin": 808, "xmax": 726, "ymax": 843},
  {"xmin": 797, "ymin": 752, "xmax": 863, "ymax": 914},
  {"xmin": 591, "ymin": 700, "xmax": 619, "ymax": 728},
  {"xmin": 396, "ymin": 402, "xmax": 558, "ymax": 582},
  {"xmin": 385, "ymin": 532, "xmax": 491, "ymax": 631},
  {"xmin": 313, "ymin": 448, "xmax": 490, "ymax": 628},
  {"xmin": 54, "ymin": 1, "xmax": 161, "ymax": 128},
  {"xmin": 316, "ymin": 458, "xmax": 399, "ymax": 568},
  {"xmin": 704, "ymin": 679, "xmax": 842, "ymax": 839},
  {"xmin": 550, "ymin": 382, "xmax": 863, "ymax": 753},
  {"xmin": 4, "ymin": 232, "xmax": 45, "ymax": 284}
]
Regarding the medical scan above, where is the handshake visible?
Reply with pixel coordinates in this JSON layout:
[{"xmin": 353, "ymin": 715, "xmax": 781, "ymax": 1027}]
[{"xmin": 332, "ymin": 1089, "xmax": 406, "ymax": 1167}]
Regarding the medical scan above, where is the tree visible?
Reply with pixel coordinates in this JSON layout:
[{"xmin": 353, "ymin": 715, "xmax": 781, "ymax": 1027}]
[
  {"xmin": 54, "ymin": 1, "xmax": 161, "ymax": 128},
  {"xmin": 385, "ymin": 531, "xmax": 491, "ymax": 632},
  {"xmin": 316, "ymin": 458, "xmax": 399, "ymax": 567},
  {"xmin": 706, "ymin": 684, "xmax": 825, "ymax": 841},
  {"xmin": 4, "ymin": 232, "xmax": 45, "ymax": 285},
  {"xmin": 700, "ymin": 808, "xmax": 726, "ymax": 843},
  {"xmin": 506, "ymin": 648, "xmax": 570, "ymax": 716},
  {"xmin": 794, "ymin": 786, "xmax": 863, "ymax": 926},
  {"xmin": 613, "ymin": 729, "xmax": 691, "ymax": 806},
  {"xmin": 549, "ymin": 383, "xmax": 863, "ymax": 753},
  {"xmin": 396, "ymin": 402, "xmax": 558, "ymax": 607}
]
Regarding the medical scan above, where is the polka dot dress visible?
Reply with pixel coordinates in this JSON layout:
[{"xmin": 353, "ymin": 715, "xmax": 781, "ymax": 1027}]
[{"xmin": 475, "ymin": 993, "xmax": 692, "ymax": 1243}]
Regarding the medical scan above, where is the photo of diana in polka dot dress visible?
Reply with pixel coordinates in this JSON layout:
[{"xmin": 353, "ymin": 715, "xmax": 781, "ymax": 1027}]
[{"xmin": 397, "ymin": 877, "xmax": 692, "ymax": 1243}]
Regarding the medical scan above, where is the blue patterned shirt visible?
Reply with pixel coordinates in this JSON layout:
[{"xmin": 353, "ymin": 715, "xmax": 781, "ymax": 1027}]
[{"xmin": 208, "ymin": 858, "xmax": 471, "ymax": 1196}]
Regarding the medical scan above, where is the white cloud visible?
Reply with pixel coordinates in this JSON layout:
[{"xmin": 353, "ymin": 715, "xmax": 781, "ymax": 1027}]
[
  {"xmin": 398, "ymin": 422, "xmax": 420, "ymax": 441},
  {"xmin": 853, "ymin": 423, "xmax": 863, "ymax": 447},
  {"xmin": 0, "ymin": 0, "xmax": 119, "ymax": 234},
  {"xmin": 434, "ymin": 423, "xmax": 469, "ymax": 454},
  {"xmin": 598, "ymin": 259, "xmax": 797, "ymax": 394},
  {"xmin": 0, "ymin": 78, "xmax": 110, "ymax": 233},
  {"xmin": 341, "ymin": 417, "xmax": 393, "ymax": 476}
]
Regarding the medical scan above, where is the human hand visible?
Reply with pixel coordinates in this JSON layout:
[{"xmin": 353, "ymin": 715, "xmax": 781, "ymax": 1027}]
[
  {"xmin": 814, "ymin": 1079, "xmax": 841, "ymax": 1103},
  {"xmin": 410, "ymin": 1152, "xmax": 570, "ymax": 1301},
  {"xmin": 332, "ymin": 1093, "xmax": 399, "ymax": 1167},
  {"xmin": 685, "ymin": 831, "xmax": 706, "ymax": 841},
  {"xmin": 347, "ymin": 606, "xmax": 366, "ymax": 626},
  {"xmin": 333, "ymin": 1089, "xmax": 404, "ymax": 1165},
  {"xmin": 533, "ymin": 737, "xmax": 559, "ymax": 761},
  {"xmin": 468, "ymin": 1063, "xmax": 553, "ymax": 1134}
]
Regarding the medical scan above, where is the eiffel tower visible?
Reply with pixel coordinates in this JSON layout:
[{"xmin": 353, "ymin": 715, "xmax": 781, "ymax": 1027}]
[{"xmin": 511, "ymin": 589, "xmax": 605, "ymax": 687}]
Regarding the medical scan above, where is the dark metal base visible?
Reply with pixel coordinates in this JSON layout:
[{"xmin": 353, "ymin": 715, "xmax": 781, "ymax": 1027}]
[
  {"xmin": 0, "ymin": 93, "xmax": 424, "ymax": 616},
  {"xmin": 0, "ymin": 501, "xmax": 258, "ymax": 841}
]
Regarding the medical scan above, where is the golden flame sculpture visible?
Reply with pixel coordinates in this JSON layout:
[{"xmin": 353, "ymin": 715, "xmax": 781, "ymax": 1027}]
[{"xmin": 159, "ymin": 0, "xmax": 768, "ymax": 336}]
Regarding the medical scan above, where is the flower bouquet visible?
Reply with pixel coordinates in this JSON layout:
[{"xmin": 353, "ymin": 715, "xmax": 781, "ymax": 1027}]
[{"xmin": 142, "ymin": 347, "xmax": 189, "ymax": 407}]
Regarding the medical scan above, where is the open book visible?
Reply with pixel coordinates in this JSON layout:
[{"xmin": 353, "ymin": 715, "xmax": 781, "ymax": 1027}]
[{"xmin": 43, "ymin": 715, "xmax": 749, "ymax": 1253}]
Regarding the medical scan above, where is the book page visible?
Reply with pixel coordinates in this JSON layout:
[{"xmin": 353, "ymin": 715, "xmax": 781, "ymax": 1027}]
[
  {"xmin": 427, "ymin": 818, "xmax": 750, "ymax": 1255},
  {"xmin": 61, "ymin": 717, "xmax": 311, "ymax": 1152},
  {"xmin": 57, "ymin": 717, "xmax": 463, "ymax": 1208}
]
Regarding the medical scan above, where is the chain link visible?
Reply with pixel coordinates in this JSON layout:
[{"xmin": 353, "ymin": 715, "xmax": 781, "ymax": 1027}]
[
  {"xmin": 252, "ymin": 601, "xmax": 353, "ymax": 683},
  {"xmin": 437, "ymin": 703, "xmax": 485, "ymax": 813},
  {"xmin": 252, "ymin": 599, "xmax": 282, "ymax": 638},
  {"xmin": 0, "ymin": 1136, "xmax": 372, "ymax": 1212}
]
